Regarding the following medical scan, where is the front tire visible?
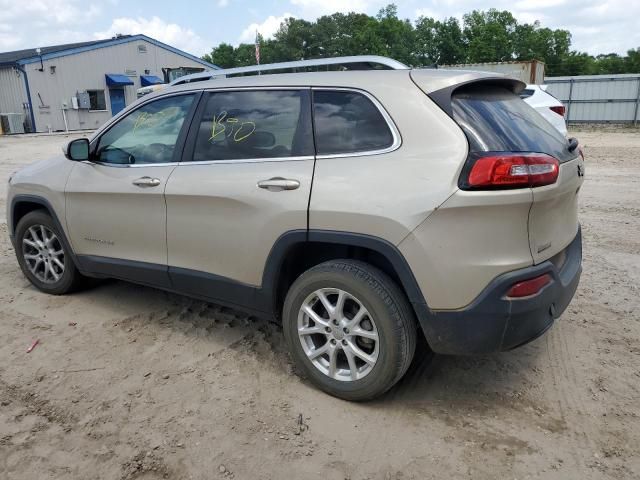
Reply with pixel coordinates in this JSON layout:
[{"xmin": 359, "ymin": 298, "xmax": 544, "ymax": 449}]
[
  {"xmin": 283, "ymin": 260, "xmax": 417, "ymax": 401},
  {"xmin": 14, "ymin": 210, "xmax": 83, "ymax": 295}
]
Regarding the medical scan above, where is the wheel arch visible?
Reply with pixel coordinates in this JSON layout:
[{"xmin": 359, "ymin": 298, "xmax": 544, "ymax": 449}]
[
  {"xmin": 262, "ymin": 230, "xmax": 430, "ymax": 328},
  {"xmin": 10, "ymin": 194, "xmax": 79, "ymax": 267}
]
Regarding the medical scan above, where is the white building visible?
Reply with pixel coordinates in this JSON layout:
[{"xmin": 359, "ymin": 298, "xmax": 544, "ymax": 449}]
[{"xmin": 0, "ymin": 34, "xmax": 217, "ymax": 133}]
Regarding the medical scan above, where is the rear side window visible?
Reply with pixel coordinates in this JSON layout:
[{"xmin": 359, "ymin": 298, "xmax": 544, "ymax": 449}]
[
  {"xmin": 313, "ymin": 90, "xmax": 395, "ymax": 155},
  {"xmin": 452, "ymin": 85, "xmax": 575, "ymax": 162},
  {"xmin": 192, "ymin": 90, "xmax": 313, "ymax": 161}
]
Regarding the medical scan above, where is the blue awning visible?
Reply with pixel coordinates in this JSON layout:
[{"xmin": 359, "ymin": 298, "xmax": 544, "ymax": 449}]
[
  {"xmin": 105, "ymin": 73, "xmax": 134, "ymax": 87},
  {"xmin": 140, "ymin": 75, "xmax": 163, "ymax": 87}
]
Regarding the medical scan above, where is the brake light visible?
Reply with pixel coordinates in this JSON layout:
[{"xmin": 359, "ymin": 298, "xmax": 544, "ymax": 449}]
[
  {"xmin": 506, "ymin": 274, "xmax": 552, "ymax": 298},
  {"xmin": 463, "ymin": 153, "xmax": 559, "ymax": 189},
  {"xmin": 549, "ymin": 105, "xmax": 565, "ymax": 117}
]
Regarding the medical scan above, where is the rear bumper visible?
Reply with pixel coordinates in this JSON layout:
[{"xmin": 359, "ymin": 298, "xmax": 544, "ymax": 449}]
[{"xmin": 414, "ymin": 227, "xmax": 582, "ymax": 355}]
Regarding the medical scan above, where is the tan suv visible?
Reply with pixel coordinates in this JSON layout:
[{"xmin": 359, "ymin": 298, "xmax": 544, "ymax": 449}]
[{"xmin": 7, "ymin": 57, "xmax": 584, "ymax": 401}]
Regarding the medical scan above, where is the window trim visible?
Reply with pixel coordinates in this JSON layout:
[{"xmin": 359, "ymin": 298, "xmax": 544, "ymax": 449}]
[
  {"xmin": 180, "ymin": 87, "xmax": 316, "ymax": 165},
  {"xmin": 88, "ymin": 91, "xmax": 202, "ymax": 168},
  {"xmin": 180, "ymin": 155, "xmax": 315, "ymax": 166},
  {"xmin": 87, "ymin": 86, "xmax": 402, "ymax": 168},
  {"xmin": 311, "ymin": 87, "xmax": 401, "ymax": 159}
]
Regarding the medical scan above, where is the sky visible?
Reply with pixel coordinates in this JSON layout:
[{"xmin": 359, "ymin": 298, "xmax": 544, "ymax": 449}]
[{"xmin": 0, "ymin": 0, "xmax": 638, "ymax": 58}]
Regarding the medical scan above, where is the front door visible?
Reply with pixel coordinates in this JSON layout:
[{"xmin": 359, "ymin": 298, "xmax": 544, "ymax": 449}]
[
  {"xmin": 109, "ymin": 88, "xmax": 126, "ymax": 115},
  {"xmin": 65, "ymin": 93, "xmax": 198, "ymax": 285},
  {"xmin": 165, "ymin": 89, "xmax": 315, "ymax": 302}
]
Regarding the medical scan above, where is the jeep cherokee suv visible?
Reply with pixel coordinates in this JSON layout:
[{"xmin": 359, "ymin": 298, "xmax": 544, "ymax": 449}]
[{"xmin": 7, "ymin": 58, "xmax": 583, "ymax": 401}]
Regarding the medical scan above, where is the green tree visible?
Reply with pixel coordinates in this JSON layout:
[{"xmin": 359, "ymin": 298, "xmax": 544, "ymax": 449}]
[
  {"xmin": 513, "ymin": 22, "xmax": 572, "ymax": 75},
  {"xmin": 233, "ymin": 43, "xmax": 259, "ymax": 66},
  {"xmin": 625, "ymin": 48, "xmax": 640, "ymax": 73},
  {"xmin": 463, "ymin": 9, "xmax": 518, "ymax": 62},
  {"xmin": 200, "ymin": 4, "xmax": 640, "ymax": 76},
  {"xmin": 202, "ymin": 43, "xmax": 236, "ymax": 68},
  {"xmin": 374, "ymin": 5, "xmax": 416, "ymax": 65},
  {"xmin": 415, "ymin": 16, "xmax": 465, "ymax": 65},
  {"xmin": 436, "ymin": 18, "xmax": 466, "ymax": 64},
  {"xmin": 554, "ymin": 51, "xmax": 595, "ymax": 76},
  {"xmin": 544, "ymin": 29, "xmax": 572, "ymax": 75},
  {"xmin": 593, "ymin": 53, "xmax": 626, "ymax": 74},
  {"xmin": 273, "ymin": 17, "xmax": 313, "ymax": 61},
  {"xmin": 304, "ymin": 13, "xmax": 378, "ymax": 58}
]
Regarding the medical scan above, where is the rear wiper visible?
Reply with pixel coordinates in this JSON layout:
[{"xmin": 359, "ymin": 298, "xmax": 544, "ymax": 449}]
[{"xmin": 568, "ymin": 137, "xmax": 579, "ymax": 152}]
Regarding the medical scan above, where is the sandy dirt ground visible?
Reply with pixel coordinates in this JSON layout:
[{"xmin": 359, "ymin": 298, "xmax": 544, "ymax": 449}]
[{"xmin": 0, "ymin": 129, "xmax": 638, "ymax": 480}]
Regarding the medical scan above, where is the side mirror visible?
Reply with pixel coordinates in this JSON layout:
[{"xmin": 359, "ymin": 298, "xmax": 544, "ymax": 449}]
[{"xmin": 64, "ymin": 138, "xmax": 90, "ymax": 161}]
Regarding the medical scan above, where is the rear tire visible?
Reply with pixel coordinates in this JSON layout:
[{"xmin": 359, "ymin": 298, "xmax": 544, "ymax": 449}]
[
  {"xmin": 15, "ymin": 210, "xmax": 84, "ymax": 295},
  {"xmin": 283, "ymin": 260, "xmax": 417, "ymax": 401}
]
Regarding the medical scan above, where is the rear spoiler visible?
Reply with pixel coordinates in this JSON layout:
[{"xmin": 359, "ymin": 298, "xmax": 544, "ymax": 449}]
[
  {"xmin": 409, "ymin": 69, "xmax": 525, "ymax": 118},
  {"xmin": 427, "ymin": 77, "xmax": 526, "ymax": 118}
]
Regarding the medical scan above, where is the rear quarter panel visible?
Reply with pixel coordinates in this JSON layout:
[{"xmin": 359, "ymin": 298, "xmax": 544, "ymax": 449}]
[
  {"xmin": 309, "ymin": 76, "xmax": 468, "ymax": 245},
  {"xmin": 399, "ymin": 188, "xmax": 534, "ymax": 310}
]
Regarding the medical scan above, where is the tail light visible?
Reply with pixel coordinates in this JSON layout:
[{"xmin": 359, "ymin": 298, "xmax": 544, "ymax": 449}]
[
  {"xmin": 461, "ymin": 153, "xmax": 559, "ymax": 190},
  {"xmin": 506, "ymin": 273, "xmax": 552, "ymax": 298},
  {"xmin": 549, "ymin": 105, "xmax": 565, "ymax": 117}
]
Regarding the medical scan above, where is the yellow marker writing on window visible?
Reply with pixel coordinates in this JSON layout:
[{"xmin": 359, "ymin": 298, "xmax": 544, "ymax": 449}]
[
  {"xmin": 209, "ymin": 111, "xmax": 257, "ymax": 143},
  {"xmin": 209, "ymin": 111, "xmax": 227, "ymax": 141},
  {"xmin": 133, "ymin": 112, "xmax": 150, "ymax": 133},
  {"xmin": 133, "ymin": 109, "xmax": 174, "ymax": 133},
  {"xmin": 234, "ymin": 121, "xmax": 256, "ymax": 142}
]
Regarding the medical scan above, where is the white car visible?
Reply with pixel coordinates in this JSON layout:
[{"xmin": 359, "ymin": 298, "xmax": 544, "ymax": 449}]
[{"xmin": 522, "ymin": 85, "xmax": 568, "ymax": 136}]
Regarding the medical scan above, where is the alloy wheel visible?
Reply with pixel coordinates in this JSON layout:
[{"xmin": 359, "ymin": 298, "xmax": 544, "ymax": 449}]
[
  {"xmin": 22, "ymin": 225, "xmax": 65, "ymax": 284},
  {"xmin": 297, "ymin": 288, "xmax": 379, "ymax": 382}
]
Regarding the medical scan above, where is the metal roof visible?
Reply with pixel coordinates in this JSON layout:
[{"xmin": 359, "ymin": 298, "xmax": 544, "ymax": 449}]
[
  {"xmin": 0, "ymin": 34, "xmax": 218, "ymax": 69},
  {"xmin": 0, "ymin": 39, "xmax": 112, "ymax": 65}
]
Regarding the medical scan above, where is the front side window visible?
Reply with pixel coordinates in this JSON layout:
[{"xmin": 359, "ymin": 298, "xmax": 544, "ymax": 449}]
[
  {"xmin": 313, "ymin": 90, "xmax": 395, "ymax": 156},
  {"xmin": 88, "ymin": 90, "xmax": 106, "ymax": 111},
  {"xmin": 96, "ymin": 94, "xmax": 195, "ymax": 165},
  {"xmin": 191, "ymin": 90, "xmax": 313, "ymax": 161}
]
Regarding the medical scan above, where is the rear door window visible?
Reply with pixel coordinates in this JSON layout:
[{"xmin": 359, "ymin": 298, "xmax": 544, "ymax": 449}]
[
  {"xmin": 191, "ymin": 90, "xmax": 314, "ymax": 161},
  {"xmin": 312, "ymin": 90, "xmax": 395, "ymax": 156},
  {"xmin": 452, "ymin": 85, "xmax": 575, "ymax": 162}
]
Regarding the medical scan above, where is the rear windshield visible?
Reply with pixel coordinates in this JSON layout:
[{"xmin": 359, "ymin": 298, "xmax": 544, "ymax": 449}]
[{"xmin": 452, "ymin": 85, "xmax": 576, "ymax": 162}]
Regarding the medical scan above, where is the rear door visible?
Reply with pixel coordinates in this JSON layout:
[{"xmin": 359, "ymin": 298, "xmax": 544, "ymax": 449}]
[
  {"xmin": 164, "ymin": 88, "xmax": 315, "ymax": 300},
  {"xmin": 450, "ymin": 84, "xmax": 584, "ymax": 263}
]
